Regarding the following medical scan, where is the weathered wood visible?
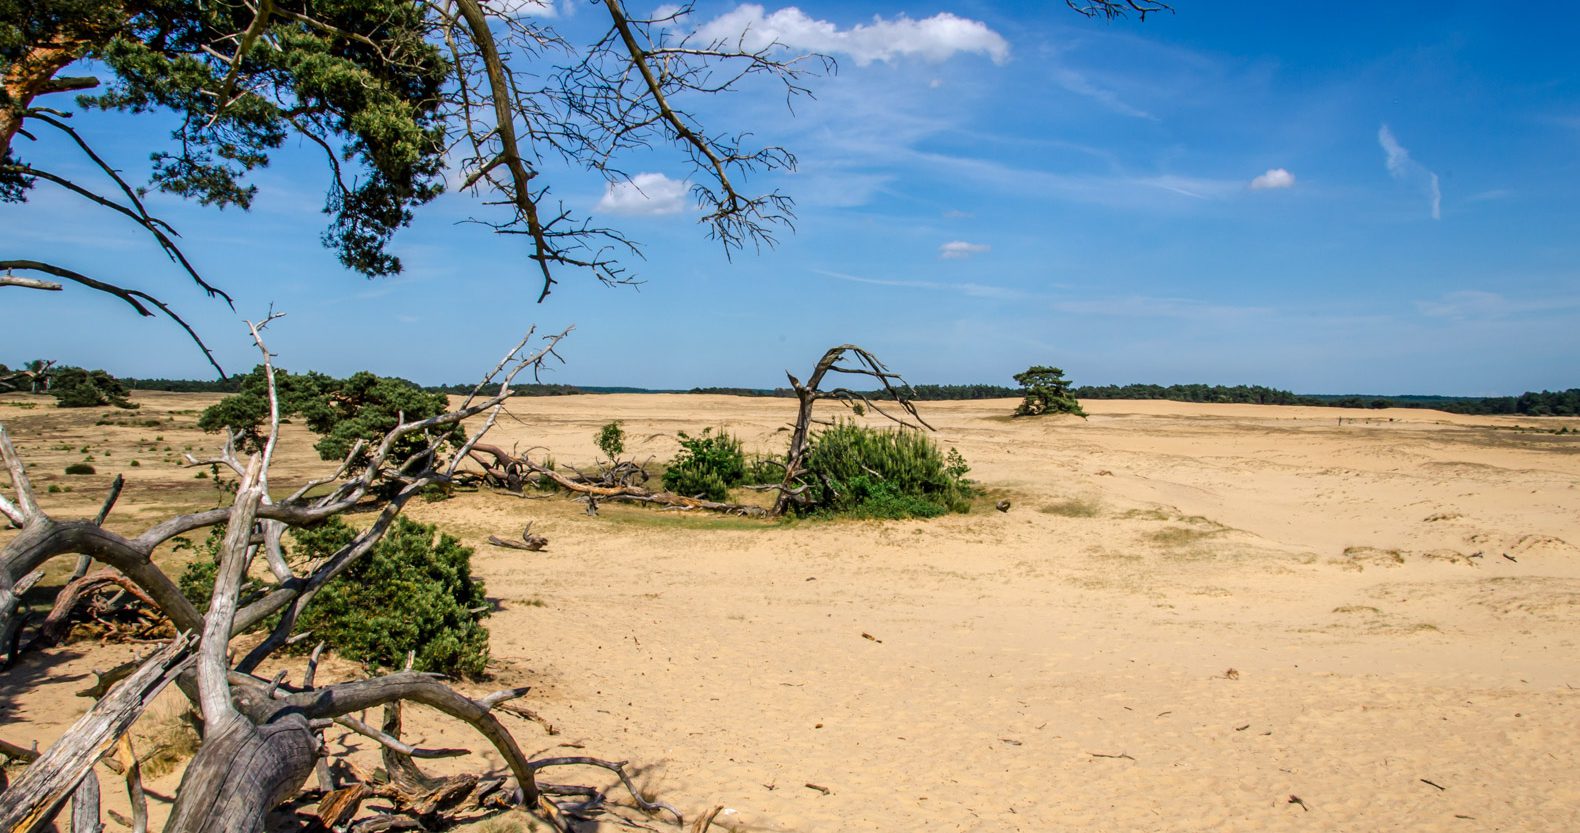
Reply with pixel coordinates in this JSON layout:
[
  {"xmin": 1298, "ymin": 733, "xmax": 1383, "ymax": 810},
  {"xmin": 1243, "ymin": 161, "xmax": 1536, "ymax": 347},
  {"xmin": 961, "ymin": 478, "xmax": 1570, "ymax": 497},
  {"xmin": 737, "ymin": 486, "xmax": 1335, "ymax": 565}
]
[
  {"xmin": 69, "ymin": 474, "xmax": 126, "ymax": 581},
  {"xmin": 162, "ymin": 711, "xmax": 318, "ymax": 833},
  {"xmin": 315, "ymin": 782, "xmax": 370, "ymax": 829},
  {"xmin": 278, "ymin": 671, "xmax": 539, "ymax": 805},
  {"xmin": 0, "ymin": 635, "xmax": 194, "ymax": 833},
  {"xmin": 69, "ymin": 770, "xmax": 100, "ymax": 833},
  {"xmin": 32, "ymin": 570, "xmax": 161, "ymax": 649}
]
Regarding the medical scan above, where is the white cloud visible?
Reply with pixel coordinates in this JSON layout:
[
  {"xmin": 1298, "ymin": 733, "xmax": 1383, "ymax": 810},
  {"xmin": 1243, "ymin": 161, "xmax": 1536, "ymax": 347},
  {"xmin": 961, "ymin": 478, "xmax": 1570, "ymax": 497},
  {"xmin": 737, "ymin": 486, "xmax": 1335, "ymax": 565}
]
[
  {"xmin": 1250, "ymin": 168, "xmax": 1295, "ymax": 190},
  {"xmin": 939, "ymin": 240, "xmax": 990, "ymax": 259},
  {"xmin": 694, "ymin": 5, "xmax": 1009, "ymax": 66},
  {"xmin": 595, "ymin": 172, "xmax": 689, "ymax": 216},
  {"xmin": 1378, "ymin": 125, "xmax": 1441, "ymax": 220}
]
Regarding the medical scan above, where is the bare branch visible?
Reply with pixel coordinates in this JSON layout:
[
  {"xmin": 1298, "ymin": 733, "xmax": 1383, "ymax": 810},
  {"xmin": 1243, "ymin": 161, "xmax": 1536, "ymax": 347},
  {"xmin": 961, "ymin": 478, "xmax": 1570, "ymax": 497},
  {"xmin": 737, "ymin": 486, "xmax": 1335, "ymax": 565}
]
[
  {"xmin": 0, "ymin": 635, "xmax": 195, "ymax": 833},
  {"xmin": 0, "ymin": 261, "xmax": 225, "ymax": 377},
  {"xmin": 0, "ymin": 275, "xmax": 62, "ymax": 291}
]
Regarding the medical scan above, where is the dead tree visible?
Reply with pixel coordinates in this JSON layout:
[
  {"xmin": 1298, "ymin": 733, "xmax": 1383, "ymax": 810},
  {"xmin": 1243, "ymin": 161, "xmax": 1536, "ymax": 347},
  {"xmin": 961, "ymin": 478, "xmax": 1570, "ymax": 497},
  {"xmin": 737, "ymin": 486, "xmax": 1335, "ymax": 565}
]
[
  {"xmin": 772, "ymin": 345, "xmax": 931, "ymax": 516},
  {"xmin": 0, "ymin": 322, "xmax": 685, "ymax": 832}
]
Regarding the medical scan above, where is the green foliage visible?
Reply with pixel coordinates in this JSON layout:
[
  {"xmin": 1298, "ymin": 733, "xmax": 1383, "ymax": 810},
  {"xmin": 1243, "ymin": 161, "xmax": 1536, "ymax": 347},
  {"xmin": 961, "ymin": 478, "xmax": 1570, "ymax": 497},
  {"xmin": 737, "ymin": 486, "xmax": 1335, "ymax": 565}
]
[
  {"xmin": 744, "ymin": 454, "xmax": 784, "ymax": 486},
  {"xmin": 198, "ymin": 366, "xmax": 457, "ymax": 467},
  {"xmin": 2, "ymin": 0, "xmax": 450, "ymax": 276},
  {"xmin": 799, "ymin": 421, "xmax": 972, "ymax": 519},
  {"xmin": 1013, "ymin": 366, "xmax": 1086, "ymax": 418},
  {"xmin": 178, "ymin": 516, "xmax": 490, "ymax": 677},
  {"xmin": 595, "ymin": 421, "xmax": 626, "ymax": 460},
  {"xmin": 662, "ymin": 428, "xmax": 746, "ymax": 501},
  {"xmin": 48, "ymin": 367, "xmax": 137, "ymax": 409},
  {"xmin": 64, "ymin": 462, "xmax": 96, "ymax": 475}
]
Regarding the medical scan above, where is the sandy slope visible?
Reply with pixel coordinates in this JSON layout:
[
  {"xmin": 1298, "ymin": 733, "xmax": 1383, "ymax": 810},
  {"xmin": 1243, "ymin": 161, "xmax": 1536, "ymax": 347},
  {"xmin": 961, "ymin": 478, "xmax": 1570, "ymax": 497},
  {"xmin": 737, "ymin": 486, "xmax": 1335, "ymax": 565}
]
[{"xmin": 3, "ymin": 392, "xmax": 1578, "ymax": 831}]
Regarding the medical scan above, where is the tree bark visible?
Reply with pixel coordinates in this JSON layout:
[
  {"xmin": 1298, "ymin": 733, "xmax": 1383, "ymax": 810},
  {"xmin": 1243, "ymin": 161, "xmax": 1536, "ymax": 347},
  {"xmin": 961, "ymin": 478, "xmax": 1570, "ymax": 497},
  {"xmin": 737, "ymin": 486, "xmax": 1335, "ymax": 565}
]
[{"xmin": 0, "ymin": 635, "xmax": 194, "ymax": 833}]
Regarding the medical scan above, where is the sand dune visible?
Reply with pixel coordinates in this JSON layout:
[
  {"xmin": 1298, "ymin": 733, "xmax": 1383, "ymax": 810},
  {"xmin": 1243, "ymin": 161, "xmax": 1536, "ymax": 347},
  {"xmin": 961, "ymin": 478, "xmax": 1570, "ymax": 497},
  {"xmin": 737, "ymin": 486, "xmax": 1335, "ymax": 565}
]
[{"xmin": 3, "ymin": 392, "xmax": 1578, "ymax": 831}]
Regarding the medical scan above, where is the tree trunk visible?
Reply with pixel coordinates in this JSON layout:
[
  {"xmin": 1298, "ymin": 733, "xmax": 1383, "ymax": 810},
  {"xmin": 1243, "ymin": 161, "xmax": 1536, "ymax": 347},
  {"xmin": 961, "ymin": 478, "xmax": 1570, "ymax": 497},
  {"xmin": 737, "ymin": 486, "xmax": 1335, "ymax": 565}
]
[{"xmin": 163, "ymin": 713, "xmax": 318, "ymax": 833}]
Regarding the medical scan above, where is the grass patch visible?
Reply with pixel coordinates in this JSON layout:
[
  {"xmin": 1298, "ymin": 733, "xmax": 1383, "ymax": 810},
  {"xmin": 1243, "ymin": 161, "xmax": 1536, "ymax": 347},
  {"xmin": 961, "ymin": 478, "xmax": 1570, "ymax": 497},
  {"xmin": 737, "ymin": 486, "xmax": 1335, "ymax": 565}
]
[
  {"xmin": 135, "ymin": 705, "xmax": 201, "ymax": 778},
  {"xmin": 1332, "ymin": 604, "xmax": 1382, "ymax": 615},
  {"xmin": 1146, "ymin": 526, "xmax": 1224, "ymax": 547},
  {"xmin": 597, "ymin": 504, "xmax": 775, "ymax": 532},
  {"xmin": 1040, "ymin": 496, "xmax": 1102, "ymax": 517}
]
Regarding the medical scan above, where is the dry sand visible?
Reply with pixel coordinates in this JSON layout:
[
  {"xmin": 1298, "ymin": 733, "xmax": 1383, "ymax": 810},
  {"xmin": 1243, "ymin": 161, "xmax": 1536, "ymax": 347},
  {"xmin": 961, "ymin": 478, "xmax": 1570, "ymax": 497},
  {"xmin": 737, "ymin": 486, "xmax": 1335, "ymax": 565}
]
[{"xmin": 3, "ymin": 392, "xmax": 1578, "ymax": 831}]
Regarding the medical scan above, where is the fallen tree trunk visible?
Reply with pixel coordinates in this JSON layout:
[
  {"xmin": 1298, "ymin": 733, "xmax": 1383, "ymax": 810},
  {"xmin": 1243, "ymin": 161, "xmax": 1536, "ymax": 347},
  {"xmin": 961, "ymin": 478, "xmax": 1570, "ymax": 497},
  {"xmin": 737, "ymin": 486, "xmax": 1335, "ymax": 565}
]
[
  {"xmin": 467, "ymin": 444, "xmax": 771, "ymax": 517},
  {"xmin": 0, "ymin": 634, "xmax": 195, "ymax": 833}
]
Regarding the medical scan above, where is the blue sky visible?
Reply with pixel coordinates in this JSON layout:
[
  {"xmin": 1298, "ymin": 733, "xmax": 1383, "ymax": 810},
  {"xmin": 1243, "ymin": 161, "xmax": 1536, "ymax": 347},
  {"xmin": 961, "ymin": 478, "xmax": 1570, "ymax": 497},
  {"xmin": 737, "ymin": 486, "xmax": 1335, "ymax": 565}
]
[{"xmin": 3, "ymin": 1, "xmax": 1578, "ymax": 395}]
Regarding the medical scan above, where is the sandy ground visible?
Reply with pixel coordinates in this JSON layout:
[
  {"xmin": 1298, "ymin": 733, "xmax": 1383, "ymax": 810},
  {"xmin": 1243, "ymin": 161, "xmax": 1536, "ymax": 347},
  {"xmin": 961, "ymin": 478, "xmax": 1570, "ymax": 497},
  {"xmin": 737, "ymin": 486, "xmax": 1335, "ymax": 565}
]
[{"xmin": 3, "ymin": 391, "xmax": 1579, "ymax": 832}]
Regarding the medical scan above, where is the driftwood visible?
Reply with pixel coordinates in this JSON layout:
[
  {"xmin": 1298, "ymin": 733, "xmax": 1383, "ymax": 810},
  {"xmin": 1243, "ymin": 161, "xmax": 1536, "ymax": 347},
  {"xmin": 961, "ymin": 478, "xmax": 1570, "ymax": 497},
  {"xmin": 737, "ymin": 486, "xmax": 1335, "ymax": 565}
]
[
  {"xmin": 488, "ymin": 522, "xmax": 548, "ymax": 552},
  {"xmin": 467, "ymin": 443, "xmax": 771, "ymax": 517},
  {"xmin": 0, "ymin": 323, "xmax": 700, "ymax": 831}
]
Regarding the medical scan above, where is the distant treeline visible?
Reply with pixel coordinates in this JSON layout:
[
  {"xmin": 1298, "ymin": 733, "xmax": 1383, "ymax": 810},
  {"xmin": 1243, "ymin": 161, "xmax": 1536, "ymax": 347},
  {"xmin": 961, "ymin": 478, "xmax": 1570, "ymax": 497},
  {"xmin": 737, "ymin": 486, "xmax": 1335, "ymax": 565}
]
[{"xmin": 110, "ymin": 376, "xmax": 1580, "ymax": 416}]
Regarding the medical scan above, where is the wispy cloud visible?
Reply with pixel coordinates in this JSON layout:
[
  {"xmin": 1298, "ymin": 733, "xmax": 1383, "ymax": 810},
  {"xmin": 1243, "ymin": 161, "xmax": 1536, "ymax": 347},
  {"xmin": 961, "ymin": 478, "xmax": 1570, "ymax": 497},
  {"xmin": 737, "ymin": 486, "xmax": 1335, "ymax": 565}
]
[
  {"xmin": 1415, "ymin": 289, "xmax": 1580, "ymax": 319},
  {"xmin": 694, "ymin": 5, "xmax": 1009, "ymax": 66},
  {"xmin": 1378, "ymin": 124, "xmax": 1441, "ymax": 219},
  {"xmin": 1050, "ymin": 295, "xmax": 1270, "ymax": 320},
  {"xmin": 1250, "ymin": 168, "xmax": 1295, "ymax": 190},
  {"xmin": 939, "ymin": 240, "xmax": 990, "ymax": 259},
  {"xmin": 815, "ymin": 269, "xmax": 1030, "ymax": 301},
  {"xmin": 1051, "ymin": 68, "xmax": 1155, "ymax": 120},
  {"xmin": 595, "ymin": 172, "xmax": 688, "ymax": 216}
]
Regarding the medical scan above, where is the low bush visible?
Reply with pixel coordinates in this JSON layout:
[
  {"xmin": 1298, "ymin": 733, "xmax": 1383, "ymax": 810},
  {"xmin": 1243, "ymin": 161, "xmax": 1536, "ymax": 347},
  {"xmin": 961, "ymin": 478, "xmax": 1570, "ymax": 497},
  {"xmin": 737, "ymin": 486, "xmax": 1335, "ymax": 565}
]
[
  {"xmin": 663, "ymin": 427, "xmax": 746, "ymax": 501},
  {"xmin": 51, "ymin": 367, "xmax": 138, "ymax": 409},
  {"xmin": 798, "ymin": 420, "xmax": 972, "ymax": 519},
  {"xmin": 64, "ymin": 462, "xmax": 96, "ymax": 475},
  {"xmin": 179, "ymin": 516, "xmax": 490, "ymax": 677}
]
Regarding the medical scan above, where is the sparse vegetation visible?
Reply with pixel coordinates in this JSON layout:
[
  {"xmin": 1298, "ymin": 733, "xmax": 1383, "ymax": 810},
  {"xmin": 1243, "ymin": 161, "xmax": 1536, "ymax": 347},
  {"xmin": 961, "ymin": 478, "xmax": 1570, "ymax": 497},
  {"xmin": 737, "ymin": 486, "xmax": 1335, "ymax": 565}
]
[{"xmin": 1041, "ymin": 496, "xmax": 1103, "ymax": 517}]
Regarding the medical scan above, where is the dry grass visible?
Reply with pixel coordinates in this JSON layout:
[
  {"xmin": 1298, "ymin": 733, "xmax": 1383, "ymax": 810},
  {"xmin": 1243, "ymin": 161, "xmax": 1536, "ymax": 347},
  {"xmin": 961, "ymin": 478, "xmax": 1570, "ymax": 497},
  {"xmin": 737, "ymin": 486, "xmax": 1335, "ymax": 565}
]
[
  {"xmin": 133, "ymin": 703, "xmax": 201, "ymax": 778},
  {"xmin": 1145, "ymin": 525, "xmax": 1225, "ymax": 548},
  {"xmin": 1039, "ymin": 496, "xmax": 1103, "ymax": 518}
]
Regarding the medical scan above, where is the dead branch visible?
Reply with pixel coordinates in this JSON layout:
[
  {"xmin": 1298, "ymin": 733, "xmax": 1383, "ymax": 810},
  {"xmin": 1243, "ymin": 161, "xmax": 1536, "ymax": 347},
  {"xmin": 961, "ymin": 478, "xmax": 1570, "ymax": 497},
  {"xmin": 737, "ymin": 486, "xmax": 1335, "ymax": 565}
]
[
  {"xmin": 0, "ymin": 634, "xmax": 195, "ymax": 833},
  {"xmin": 774, "ymin": 344, "xmax": 931, "ymax": 515},
  {"xmin": 488, "ymin": 522, "xmax": 548, "ymax": 551}
]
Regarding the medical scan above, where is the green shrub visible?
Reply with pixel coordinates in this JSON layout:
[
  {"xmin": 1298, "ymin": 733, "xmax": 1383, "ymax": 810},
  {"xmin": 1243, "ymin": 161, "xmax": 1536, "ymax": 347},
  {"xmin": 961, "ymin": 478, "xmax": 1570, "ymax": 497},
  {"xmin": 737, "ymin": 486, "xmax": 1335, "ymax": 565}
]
[
  {"xmin": 744, "ymin": 454, "xmax": 784, "ymax": 486},
  {"xmin": 663, "ymin": 428, "xmax": 745, "ymax": 501},
  {"xmin": 595, "ymin": 421, "xmax": 626, "ymax": 460},
  {"xmin": 798, "ymin": 421, "xmax": 972, "ymax": 519},
  {"xmin": 178, "ymin": 516, "xmax": 490, "ymax": 677},
  {"xmin": 50, "ymin": 367, "xmax": 138, "ymax": 409},
  {"xmin": 64, "ymin": 462, "xmax": 96, "ymax": 475}
]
